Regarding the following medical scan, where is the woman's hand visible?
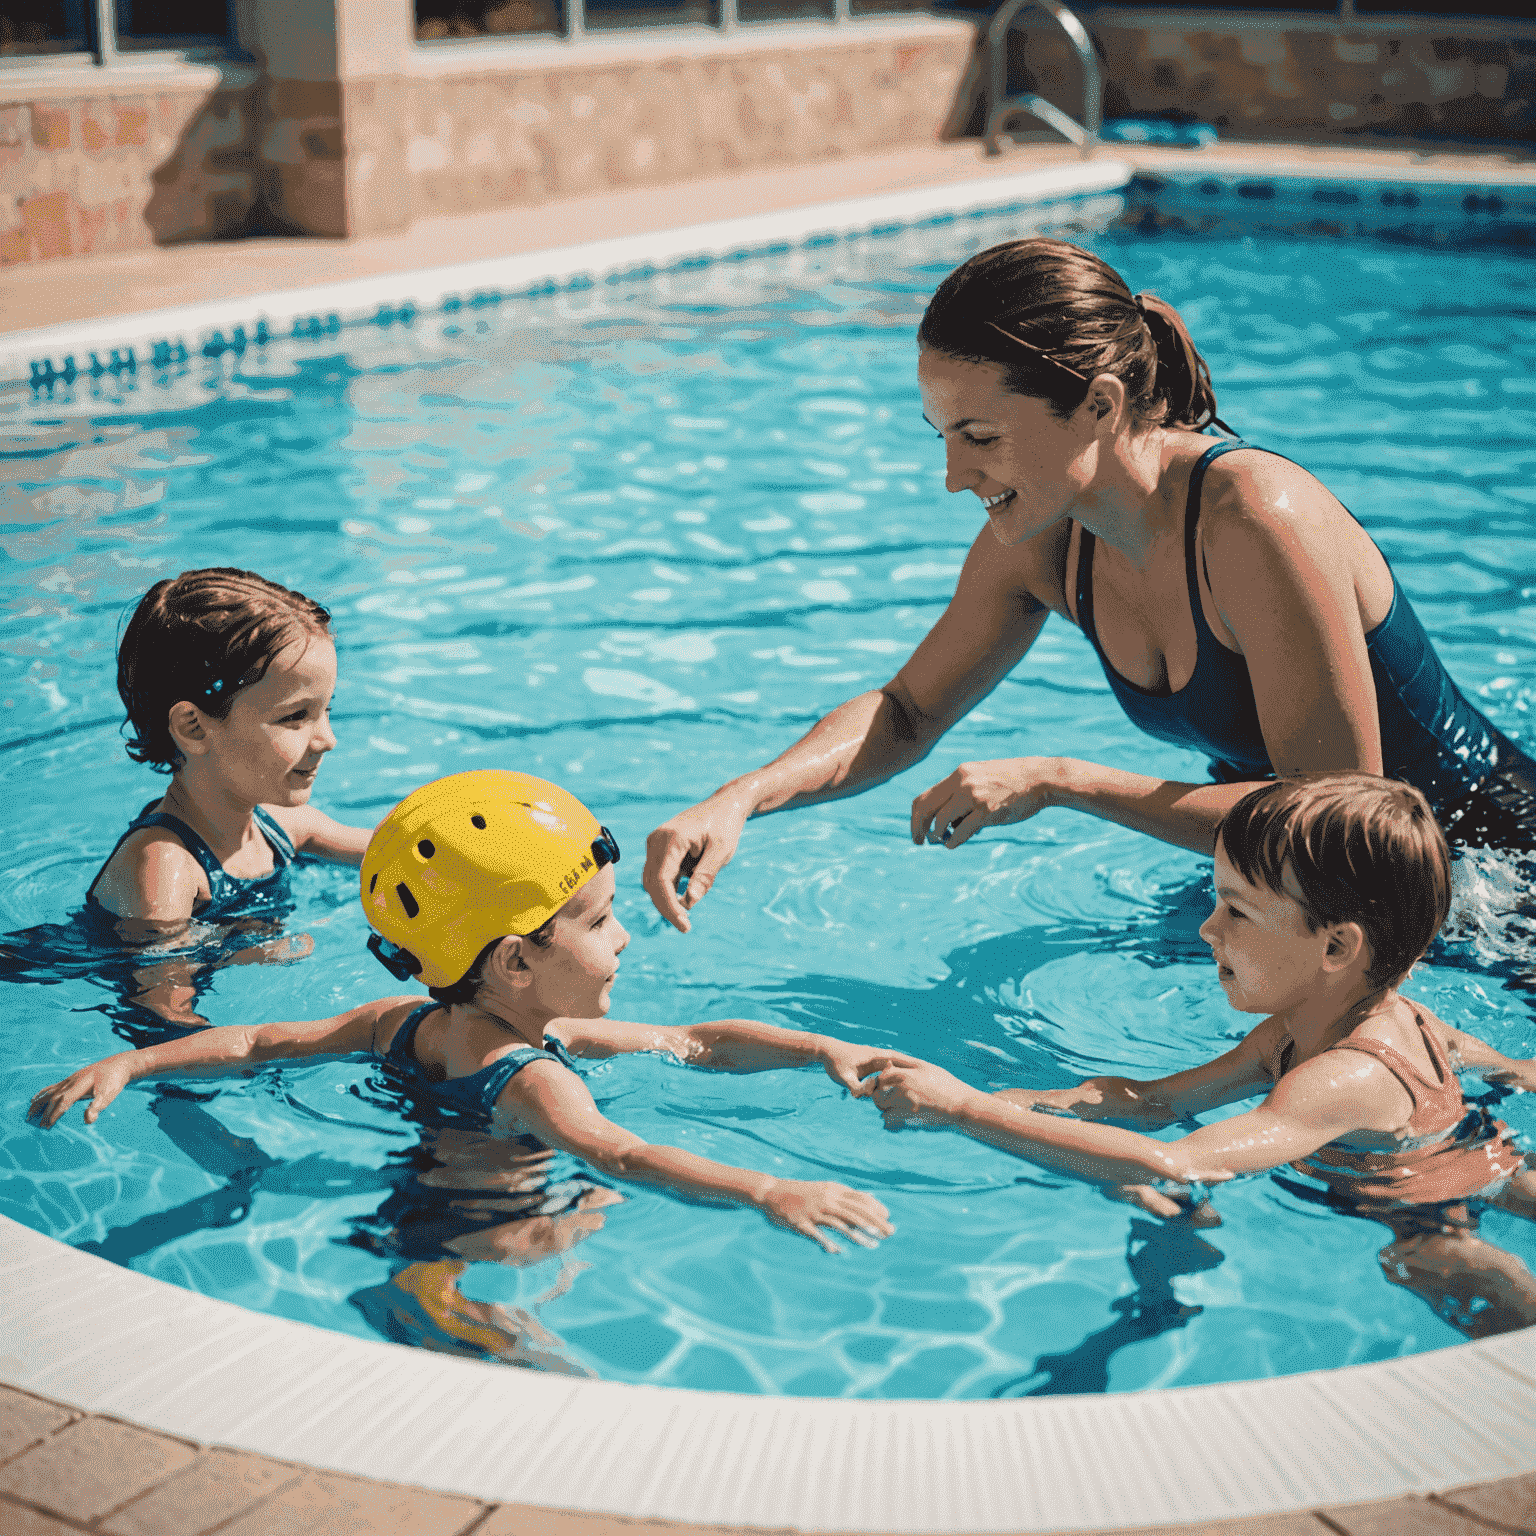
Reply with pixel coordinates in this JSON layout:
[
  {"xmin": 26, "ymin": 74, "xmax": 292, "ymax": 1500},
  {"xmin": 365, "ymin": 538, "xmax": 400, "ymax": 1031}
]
[
  {"xmin": 758, "ymin": 1179, "xmax": 894, "ymax": 1254},
  {"xmin": 643, "ymin": 794, "xmax": 752, "ymax": 934},
  {"xmin": 910, "ymin": 758, "xmax": 1061, "ymax": 849},
  {"xmin": 858, "ymin": 1061, "xmax": 976, "ymax": 1127},
  {"xmin": 29, "ymin": 1055, "xmax": 136, "ymax": 1128}
]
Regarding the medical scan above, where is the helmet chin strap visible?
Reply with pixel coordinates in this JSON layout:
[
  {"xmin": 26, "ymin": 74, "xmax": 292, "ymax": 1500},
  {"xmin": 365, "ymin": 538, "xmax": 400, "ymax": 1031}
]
[{"xmin": 367, "ymin": 932, "xmax": 422, "ymax": 979}]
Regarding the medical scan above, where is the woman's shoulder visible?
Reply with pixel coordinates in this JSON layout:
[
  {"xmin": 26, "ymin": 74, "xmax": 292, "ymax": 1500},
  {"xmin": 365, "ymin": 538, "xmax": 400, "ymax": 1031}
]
[{"xmin": 1192, "ymin": 444, "xmax": 1364, "ymax": 561}]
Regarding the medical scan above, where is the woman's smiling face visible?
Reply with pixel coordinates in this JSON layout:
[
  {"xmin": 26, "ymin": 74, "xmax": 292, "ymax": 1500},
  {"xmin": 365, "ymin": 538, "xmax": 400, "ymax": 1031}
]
[{"xmin": 917, "ymin": 348, "xmax": 1099, "ymax": 546}]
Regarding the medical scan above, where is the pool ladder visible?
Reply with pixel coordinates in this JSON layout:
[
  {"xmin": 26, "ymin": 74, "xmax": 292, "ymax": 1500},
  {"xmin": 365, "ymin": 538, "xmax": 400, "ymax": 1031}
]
[{"xmin": 984, "ymin": 0, "xmax": 1102, "ymax": 159}]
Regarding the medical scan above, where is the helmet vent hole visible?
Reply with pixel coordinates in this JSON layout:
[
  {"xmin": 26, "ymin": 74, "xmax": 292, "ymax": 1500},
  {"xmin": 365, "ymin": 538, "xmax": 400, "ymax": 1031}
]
[
  {"xmin": 396, "ymin": 882, "xmax": 420, "ymax": 919},
  {"xmin": 417, "ymin": 839, "xmax": 435, "ymax": 859},
  {"xmin": 368, "ymin": 873, "xmax": 377, "ymax": 894},
  {"xmin": 471, "ymin": 814, "xmax": 486, "ymax": 829}
]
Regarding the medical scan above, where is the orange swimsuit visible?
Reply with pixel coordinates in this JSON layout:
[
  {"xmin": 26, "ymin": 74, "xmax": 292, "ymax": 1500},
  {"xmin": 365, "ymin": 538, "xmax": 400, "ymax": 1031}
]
[{"xmin": 1264, "ymin": 1008, "xmax": 1524, "ymax": 1213}]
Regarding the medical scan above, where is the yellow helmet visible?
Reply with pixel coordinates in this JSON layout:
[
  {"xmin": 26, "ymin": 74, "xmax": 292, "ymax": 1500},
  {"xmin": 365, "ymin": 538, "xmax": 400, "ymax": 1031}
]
[{"xmin": 360, "ymin": 770, "xmax": 620, "ymax": 989}]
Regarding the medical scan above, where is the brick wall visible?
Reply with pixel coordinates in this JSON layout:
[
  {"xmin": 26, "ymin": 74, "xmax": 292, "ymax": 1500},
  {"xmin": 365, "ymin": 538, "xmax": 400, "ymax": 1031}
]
[
  {"xmin": 0, "ymin": 74, "xmax": 261, "ymax": 267},
  {"xmin": 995, "ymin": 14, "xmax": 1536, "ymax": 144},
  {"xmin": 397, "ymin": 30, "xmax": 975, "ymax": 217}
]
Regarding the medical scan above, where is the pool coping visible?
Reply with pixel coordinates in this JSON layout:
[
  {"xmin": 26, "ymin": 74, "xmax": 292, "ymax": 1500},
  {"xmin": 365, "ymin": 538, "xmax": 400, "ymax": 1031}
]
[
  {"xmin": 4, "ymin": 1215, "xmax": 1535, "ymax": 1532},
  {"xmin": 0, "ymin": 159, "xmax": 1131, "ymax": 387}
]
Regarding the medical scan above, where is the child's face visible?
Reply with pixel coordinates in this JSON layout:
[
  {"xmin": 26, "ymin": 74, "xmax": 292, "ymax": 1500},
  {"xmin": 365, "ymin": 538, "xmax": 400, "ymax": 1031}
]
[
  {"xmin": 196, "ymin": 634, "xmax": 338, "ymax": 806},
  {"xmin": 1199, "ymin": 847, "xmax": 1330, "ymax": 1013},
  {"xmin": 523, "ymin": 865, "xmax": 629, "ymax": 1019}
]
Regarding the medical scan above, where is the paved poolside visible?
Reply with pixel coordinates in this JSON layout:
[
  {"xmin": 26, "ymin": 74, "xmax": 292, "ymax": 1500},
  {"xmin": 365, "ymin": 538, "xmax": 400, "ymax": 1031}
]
[
  {"xmin": 3, "ymin": 1379, "xmax": 1534, "ymax": 1534},
  {"xmin": 4, "ymin": 135, "xmax": 1536, "ymax": 1535},
  {"xmin": 4, "ymin": 136, "xmax": 1536, "ymax": 337}
]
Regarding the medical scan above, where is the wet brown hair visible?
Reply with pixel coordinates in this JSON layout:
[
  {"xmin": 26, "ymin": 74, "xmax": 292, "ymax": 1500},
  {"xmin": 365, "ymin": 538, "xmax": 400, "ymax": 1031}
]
[
  {"xmin": 427, "ymin": 918, "xmax": 556, "ymax": 1007},
  {"xmin": 1215, "ymin": 774, "xmax": 1452, "ymax": 989},
  {"xmin": 118, "ymin": 568, "xmax": 332, "ymax": 772},
  {"xmin": 917, "ymin": 237, "xmax": 1224, "ymax": 430}
]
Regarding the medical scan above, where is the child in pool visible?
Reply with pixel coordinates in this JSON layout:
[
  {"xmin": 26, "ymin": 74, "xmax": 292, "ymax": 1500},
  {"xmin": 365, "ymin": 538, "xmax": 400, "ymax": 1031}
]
[
  {"xmin": 35, "ymin": 770, "xmax": 895, "ymax": 1258},
  {"xmin": 89, "ymin": 567, "xmax": 372, "ymax": 933},
  {"xmin": 858, "ymin": 774, "xmax": 1536, "ymax": 1339}
]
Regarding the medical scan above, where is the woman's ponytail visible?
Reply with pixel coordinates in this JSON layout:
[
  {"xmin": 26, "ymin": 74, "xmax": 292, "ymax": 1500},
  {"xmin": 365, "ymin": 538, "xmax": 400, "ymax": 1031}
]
[
  {"xmin": 1135, "ymin": 292, "xmax": 1219, "ymax": 430},
  {"xmin": 918, "ymin": 239, "xmax": 1225, "ymax": 433}
]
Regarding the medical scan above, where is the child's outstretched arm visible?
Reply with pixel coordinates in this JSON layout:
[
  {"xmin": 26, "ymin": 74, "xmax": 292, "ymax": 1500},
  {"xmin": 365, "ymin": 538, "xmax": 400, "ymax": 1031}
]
[
  {"xmin": 501, "ymin": 1059, "xmax": 894, "ymax": 1254},
  {"xmin": 556, "ymin": 1016, "xmax": 878, "ymax": 1093},
  {"xmin": 1004, "ymin": 1025, "xmax": 1280, "ymax": 1130},
  {"xmin": 265, "ymin": 805, "xmax": 373, "ymax": 865},
  {"xmin": 1422, "ymin": 1017, "xmax": 1536, "ymax": 1092},
  {"xmin": 857, "ymin": 1049, "xmax": 1400, "ymax": 1191},
  {"xmin": 28, "ymin": 998, "xmax": 408, "ymax": 1127}
]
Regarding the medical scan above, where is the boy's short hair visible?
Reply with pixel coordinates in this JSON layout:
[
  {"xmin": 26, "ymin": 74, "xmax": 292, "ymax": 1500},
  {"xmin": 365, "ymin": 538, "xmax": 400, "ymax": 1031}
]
[
  {"xmin": 1215, "ymin": 773, "xmax": 1451, "ymax": 988},
  {"xmin": 426, "ymin": 916, "xmax": 555, "ymax": 1006}
]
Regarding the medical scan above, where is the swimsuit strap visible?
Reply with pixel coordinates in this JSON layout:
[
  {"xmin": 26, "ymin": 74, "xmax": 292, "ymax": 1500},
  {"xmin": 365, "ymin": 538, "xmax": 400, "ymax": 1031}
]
[
  {"xmin": 252, "ymin": 806, "xmax": 297, "ymax": 866},
  {"xmin": 385, "ymin": 1002, "xmax": 442, "ymax": 1066},
  {"xmin": 1182, "ymin": 439, "xmax": 1251, "ymax": 660},
  {"xmin": 1072, "ymin": 437, "xmax": 1250, "ymax": 685},
  {"xmin": 1321, "ymin": 1009, "xmax": 1459, "ymax": 1128},
  {"xmin": 385, "ymin": 1005, "xmax": 575, "ymax": 1122}
]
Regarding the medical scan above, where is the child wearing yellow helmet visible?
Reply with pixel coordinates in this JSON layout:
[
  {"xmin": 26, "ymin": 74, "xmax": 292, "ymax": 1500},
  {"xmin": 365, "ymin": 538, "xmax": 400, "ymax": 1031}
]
[{"xmin": 33, "ymin": 770, "xmax": 895, "ymax": 1258}]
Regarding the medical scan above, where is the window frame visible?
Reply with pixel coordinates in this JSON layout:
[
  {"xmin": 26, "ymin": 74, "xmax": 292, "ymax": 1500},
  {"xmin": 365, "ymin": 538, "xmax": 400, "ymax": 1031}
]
[{"xmin": 0, "ymin": 0, "xmax": 240, "ymax": 70}]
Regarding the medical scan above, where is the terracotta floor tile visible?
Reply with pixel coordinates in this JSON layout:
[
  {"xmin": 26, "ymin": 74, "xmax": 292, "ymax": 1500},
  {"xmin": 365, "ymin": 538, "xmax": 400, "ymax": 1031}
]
[
  {"xmin": 1092, "ymin": 1515, "xmax": 1329, "ymax": 1535},
  {"xmin": 211, "ymin": 1469, "xmax": 485, "ymax": 1536},
  {"xmin": 0, "ymin": 1388, "xmax": 76, "ymax": 1466},
  {"xmin": 0, "ymin": 1493, "xmax": 88, "ymax": 1534},
  {"xmin": 0, "ymin": 1416, "xmax": 198, "ymax": 1524},
  {"xmin": 1436, "ymin": 1474, "xmax": 1536, "ymax": 1534},
  {"xmin": 102, "ymin": 1447, "xmax": 304, "ymax": 1536},
  {"xmin": 1317, "ymin": 1494, "xmax": 1507, "ymax": 1535}
]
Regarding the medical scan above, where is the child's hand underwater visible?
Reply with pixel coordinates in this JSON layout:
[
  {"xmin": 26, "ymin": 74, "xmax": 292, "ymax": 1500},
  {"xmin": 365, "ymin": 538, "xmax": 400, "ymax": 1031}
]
[
  {"xmin": 759, "ymin": 1178, "xmax": 894, "ymax": 1254},
  {"xmin": 29, "ymin": 1054, "xmax": 136, "ymax": 1128}
]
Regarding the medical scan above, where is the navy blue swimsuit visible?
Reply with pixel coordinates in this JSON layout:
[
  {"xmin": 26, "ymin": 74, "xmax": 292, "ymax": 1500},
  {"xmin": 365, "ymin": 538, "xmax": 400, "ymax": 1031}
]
[
  {"xmin": 86, "ymin": 800, "xmax": 297, "ymax": 919},
  {"xmin": 1073, "ymin": 440, "xmax": 1536, "ymax": 848},
  {"xmin": 362, "ymin": 1003, "xmax": 606, "ymax": 1259},
  {"xmin": 383, "ymin": 1001, "xmax": 584, "ymax": 1131}
]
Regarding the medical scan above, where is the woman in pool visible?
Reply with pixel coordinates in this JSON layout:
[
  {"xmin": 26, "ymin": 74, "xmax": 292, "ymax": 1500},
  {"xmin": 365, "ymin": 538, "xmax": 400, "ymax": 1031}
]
[
  {"xmin": 35, "ymin": 770, "xmax": 895, "ymax": 1260},
  {"xmin": 643, "ymin": 237, "xmax": 1536, "ymax": 930}
]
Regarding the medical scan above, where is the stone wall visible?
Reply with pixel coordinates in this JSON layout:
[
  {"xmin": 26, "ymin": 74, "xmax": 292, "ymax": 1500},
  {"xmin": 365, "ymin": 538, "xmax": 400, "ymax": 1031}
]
[
  {"xmin": 0, "ymin": 17, "xmax": 974, "ymax": 266},
  {"xmin": 399, "ymin": 28, "xmax": 976, "ymax": 216},
  {"xmin": 0, "ymin": 70, "xmax": 261, "ymax": 266},
  {"xmin": 996, "ymin": 11, "xmax": 1536, "ymax": 145}
]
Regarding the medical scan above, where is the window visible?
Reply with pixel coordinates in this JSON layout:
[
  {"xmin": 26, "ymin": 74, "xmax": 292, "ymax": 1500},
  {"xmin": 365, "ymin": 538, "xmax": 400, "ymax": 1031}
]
[
  {"xmin": 0, "ymin": 0, "xmax": 232, "ymax": 63},
  {"xmin": 115, "ymin": 0, "xmax": 234, "ymax": 51},
  {"xmin": 416, "ymin": 0, "xmax": 565, "ymax": 40},
  {"xmin": 0, "ymin": 1, "xmax": 90, "ymax": 56}
]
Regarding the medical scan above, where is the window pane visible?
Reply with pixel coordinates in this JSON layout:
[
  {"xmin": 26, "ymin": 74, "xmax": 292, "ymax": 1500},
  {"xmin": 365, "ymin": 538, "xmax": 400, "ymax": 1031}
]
[
  {"xmin": 738, "ymin": 0, "xmax": 833, "ymax": 20},
  {"xmin": 116, "ymin": 0, "xmax": 234, "ymax": 48},
  {"xmin": 584, "ymin": 0, "xmax": 719, "ymax": 30},
  {"xmin": 416, "ymin": 0, "xmax": 563, "ymax": 39},
  {"xmin": 0, "ymin": 0, "xmax": 89, "ymax": 56},
  {"xmin": 850, "ymin": 0, "xmax": 929, "ymax": 15}
]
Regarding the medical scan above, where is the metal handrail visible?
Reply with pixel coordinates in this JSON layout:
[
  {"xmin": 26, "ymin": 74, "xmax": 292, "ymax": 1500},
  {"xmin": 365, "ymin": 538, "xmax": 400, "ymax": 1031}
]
[{"xmin": 984, "ymin": 0, "xmax": 1101, "ymax": 159}]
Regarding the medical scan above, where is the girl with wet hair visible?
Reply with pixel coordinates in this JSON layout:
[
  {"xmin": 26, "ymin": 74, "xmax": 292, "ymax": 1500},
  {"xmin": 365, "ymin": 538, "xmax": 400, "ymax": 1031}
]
[
  {"xmin": 644, "ymin": 237, "xmax": 1536, "ymax": 928},
  {"xmin": 90, "ymin": 567, "xmax": 372, "ymax": 930}
]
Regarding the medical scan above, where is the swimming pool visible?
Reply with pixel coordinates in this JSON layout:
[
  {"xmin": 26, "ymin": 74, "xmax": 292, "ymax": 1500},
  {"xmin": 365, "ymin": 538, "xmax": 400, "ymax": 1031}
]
[{"xmin": 3, "ymin": 183, "xmax": 1534, "ymax": 1404}]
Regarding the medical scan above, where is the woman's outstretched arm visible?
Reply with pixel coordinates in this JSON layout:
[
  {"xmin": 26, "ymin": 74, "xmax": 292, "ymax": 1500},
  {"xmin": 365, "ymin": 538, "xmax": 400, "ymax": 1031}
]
[{"xmin": 643, "ymin": 523, "xmax": 1061, "ymax": 930}]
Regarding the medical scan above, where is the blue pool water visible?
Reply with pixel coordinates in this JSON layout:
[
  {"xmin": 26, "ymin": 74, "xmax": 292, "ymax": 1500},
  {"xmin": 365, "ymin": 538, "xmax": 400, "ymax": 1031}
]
[{"xmin": 2, "ymin": 194, "xmax": 1535, "ymax": 1399}]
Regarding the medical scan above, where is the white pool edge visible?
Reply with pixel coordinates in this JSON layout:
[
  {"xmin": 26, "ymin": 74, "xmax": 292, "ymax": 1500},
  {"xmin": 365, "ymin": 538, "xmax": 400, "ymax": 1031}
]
[
  {"xmin": 4, "ymin": 1216, "xmax": 1534, "ymax": 1531},
  {"xmin": 0, "ymin": 161, "xmax": 1130, "ymax": 386}
]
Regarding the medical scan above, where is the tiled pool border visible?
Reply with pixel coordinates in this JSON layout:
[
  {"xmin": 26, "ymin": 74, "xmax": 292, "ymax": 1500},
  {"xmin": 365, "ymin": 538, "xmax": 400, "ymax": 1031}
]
[
  {"xmin": 3, "ymin": 1216, "xmax": 1534, "ymax": 1531},
  {"xmin": 4, "ymin": 154, "xmax": 1536, "ymax": 1530},
  {"xmin": 0, "ymin": 161, "xmax": 1129, "ymax": 390}
]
